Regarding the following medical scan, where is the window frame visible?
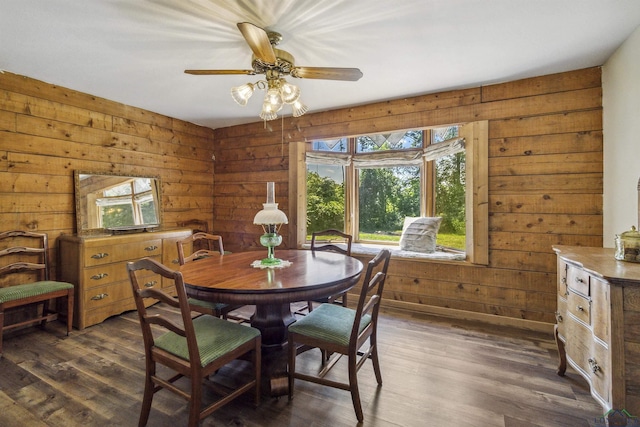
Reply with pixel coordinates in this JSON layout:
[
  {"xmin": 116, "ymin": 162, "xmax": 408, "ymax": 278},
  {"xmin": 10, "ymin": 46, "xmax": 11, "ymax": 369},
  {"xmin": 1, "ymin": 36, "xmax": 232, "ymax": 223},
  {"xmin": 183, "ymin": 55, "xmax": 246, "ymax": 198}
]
[{"xmin": 291, "ymin": 120, "xmax": 488, "ymax": 265}]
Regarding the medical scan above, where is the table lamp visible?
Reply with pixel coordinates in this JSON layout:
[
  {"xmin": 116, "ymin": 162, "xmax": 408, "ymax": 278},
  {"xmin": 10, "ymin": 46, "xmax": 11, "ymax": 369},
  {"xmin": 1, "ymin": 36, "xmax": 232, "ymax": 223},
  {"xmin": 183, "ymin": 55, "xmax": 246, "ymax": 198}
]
[{"xmin": 253, "ymin": 182, "xmax": 288, "ymax": 265}]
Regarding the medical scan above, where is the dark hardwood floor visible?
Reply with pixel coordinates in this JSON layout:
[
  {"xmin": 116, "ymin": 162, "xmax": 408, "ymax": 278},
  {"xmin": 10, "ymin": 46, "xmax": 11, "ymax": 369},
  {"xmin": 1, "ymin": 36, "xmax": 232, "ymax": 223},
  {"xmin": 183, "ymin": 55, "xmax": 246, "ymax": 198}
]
[{"xmin": 0, "ymin": 304, "xmax": 605, "ymax": 426}]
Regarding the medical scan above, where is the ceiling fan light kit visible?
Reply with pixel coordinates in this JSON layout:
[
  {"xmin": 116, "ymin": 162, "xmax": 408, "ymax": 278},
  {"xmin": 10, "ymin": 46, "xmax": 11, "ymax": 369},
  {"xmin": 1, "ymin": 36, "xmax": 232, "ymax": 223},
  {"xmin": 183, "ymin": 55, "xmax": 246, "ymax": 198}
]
[{"xmin": 186, "ymin": 22, "xmax": 362, "ymax": 122}]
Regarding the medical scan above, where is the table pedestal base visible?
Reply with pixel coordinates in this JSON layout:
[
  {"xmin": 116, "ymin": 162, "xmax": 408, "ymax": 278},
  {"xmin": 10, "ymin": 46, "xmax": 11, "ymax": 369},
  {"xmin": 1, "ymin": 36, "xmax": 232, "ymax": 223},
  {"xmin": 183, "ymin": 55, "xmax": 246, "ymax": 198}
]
[{"xmin": 251, "ymin": 303, "xmax": 296, "ymax": 349}]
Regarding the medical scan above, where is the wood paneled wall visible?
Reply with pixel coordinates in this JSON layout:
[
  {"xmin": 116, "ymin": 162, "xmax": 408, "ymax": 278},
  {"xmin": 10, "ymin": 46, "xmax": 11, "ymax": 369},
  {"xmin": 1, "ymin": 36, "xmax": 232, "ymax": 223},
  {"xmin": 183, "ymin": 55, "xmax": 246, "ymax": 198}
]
[
  {"xmin": 0, "ymin": 72, "xmax": 215, "ymax": 274},
  {"xmin": 0, "ymin": 67, "xmax": 602, "ymax": 327},
  {"xmin": 212, "ymin": 67, "xmax": 603, "ymax": 326}
]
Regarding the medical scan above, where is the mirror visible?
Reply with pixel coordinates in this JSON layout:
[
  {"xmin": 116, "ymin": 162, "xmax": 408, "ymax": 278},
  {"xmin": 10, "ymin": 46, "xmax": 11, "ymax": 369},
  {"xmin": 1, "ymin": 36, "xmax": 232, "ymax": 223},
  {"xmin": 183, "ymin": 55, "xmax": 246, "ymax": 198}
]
[{"xmin": 74, "ymin": 171, "xmax": 163, "ymax": 235}]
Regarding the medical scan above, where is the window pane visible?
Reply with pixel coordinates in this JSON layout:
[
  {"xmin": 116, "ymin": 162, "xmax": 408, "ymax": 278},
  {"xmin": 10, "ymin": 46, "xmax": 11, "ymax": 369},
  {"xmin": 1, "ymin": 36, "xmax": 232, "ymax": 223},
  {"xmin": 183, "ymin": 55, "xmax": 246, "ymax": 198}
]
[
  {"xmin": 357, "ymin": 130, "xmax": 422, "ymax": 152},
  {"xmin": 431, "ymin": 125, "xmax": 459, "ymax": 143},
  {"xmin": 313, "ymin": 138, "xmax": 348, "ymax": 152},
  {"xmin": 435, "ymin": 151, "xmax": 466, "ymax": 250},
  {"xmin": 104, "ymin": 182, "xmax": 132, "ymax": 196},
  {"xmin": 101, "ymin": 203, "xmax": 134, "ymax": 228},
  {"xmin": 358, "ymin": 166, "xmax": 420, "ymax": 242},
  {"xmin": 306, "ymin": 164, "xmax": 345, "ymax": 237}
]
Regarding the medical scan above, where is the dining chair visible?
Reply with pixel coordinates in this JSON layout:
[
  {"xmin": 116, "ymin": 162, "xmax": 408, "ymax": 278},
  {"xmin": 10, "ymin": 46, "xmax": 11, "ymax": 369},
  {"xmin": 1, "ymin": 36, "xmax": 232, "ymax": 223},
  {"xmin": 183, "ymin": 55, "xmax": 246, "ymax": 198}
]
[
  {"xmin": 0, "ymin": 230, "xmax": 74, "ymax": 356},
  {"xmin": 302, "ymin": 229, "xmax": 353, "ymax": 314},
  {"xmin": 177, "ymin": 219, "xmax": 210, "ymax": 251},
  {"xmin": 127, "ymin": 257, "xmax": 261, "ymax": 427},
  {"xmin": 176, "ymin": 233, "xmax": 248, "ymax": 322},
  {"xmin": 287, "ymin": 248, "xmax": 391, "ymax": 422}
]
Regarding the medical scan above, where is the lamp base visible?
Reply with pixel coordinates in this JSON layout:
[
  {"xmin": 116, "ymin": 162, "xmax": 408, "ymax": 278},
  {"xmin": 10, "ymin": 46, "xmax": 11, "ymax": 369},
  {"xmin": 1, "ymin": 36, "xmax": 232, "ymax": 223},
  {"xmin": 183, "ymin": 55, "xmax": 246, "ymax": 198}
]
[
  {"xmin": 259, "ymin": 232, "xmax": 283, "ymax": 266},
  {"xmin": 260, "ymin": 257, "xmax": 283, "ymax": 266}
]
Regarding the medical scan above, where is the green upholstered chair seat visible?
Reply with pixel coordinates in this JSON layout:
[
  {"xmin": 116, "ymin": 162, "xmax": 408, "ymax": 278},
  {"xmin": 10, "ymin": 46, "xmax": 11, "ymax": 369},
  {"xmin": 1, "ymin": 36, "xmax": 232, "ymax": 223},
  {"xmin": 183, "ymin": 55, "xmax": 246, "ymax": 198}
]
[
  {"xmin": 288, "ymin": 303, "xmax": 371, "ymax": 347},
  {"xmin": 154, "ymin": 315, "xmax": 260, "ymax": 367},
  {"xmin": 0, "ymin": 281, "xmax": 74, "ymax": 304},
  {"xmin": 187, "ymin": 297, "xmax": 228, "ymax": 313}
]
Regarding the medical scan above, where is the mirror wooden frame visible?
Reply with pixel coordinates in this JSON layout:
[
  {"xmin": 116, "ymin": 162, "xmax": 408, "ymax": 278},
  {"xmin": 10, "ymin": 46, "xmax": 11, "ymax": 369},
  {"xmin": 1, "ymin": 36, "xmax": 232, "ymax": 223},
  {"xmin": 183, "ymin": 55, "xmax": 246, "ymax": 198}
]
[{"xmin": 74, "ymin": 170, "xmax": 163, "ymax": 235}]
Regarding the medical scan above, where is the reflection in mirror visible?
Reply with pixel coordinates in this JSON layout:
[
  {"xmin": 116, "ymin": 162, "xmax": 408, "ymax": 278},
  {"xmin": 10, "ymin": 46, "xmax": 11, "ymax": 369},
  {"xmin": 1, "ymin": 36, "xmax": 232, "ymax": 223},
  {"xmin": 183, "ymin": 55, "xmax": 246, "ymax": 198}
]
[{"xmin": 74, "ymin": 171, "xmax": 162, "ymax": 234}]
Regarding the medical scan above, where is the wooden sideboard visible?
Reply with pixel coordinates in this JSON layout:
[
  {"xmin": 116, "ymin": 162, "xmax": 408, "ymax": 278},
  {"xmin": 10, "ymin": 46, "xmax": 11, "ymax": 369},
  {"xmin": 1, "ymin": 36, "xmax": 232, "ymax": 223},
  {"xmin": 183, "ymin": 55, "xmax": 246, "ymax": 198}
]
[
  {"xmin": 58, "ymin": 229, "xmax": 191, "ymax": 329},
  {"xmin": 553, "ymin": 245, "xmax": 640, "ymax": 417}
]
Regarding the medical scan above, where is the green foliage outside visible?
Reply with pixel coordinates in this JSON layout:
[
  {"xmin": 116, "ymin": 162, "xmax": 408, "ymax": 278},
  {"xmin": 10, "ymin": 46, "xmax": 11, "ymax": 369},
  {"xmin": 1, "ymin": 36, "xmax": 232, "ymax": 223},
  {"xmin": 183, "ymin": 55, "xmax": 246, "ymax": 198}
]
[{"xmin": 306, "ymin": 129, "xmax": 467, "ymax": 251}]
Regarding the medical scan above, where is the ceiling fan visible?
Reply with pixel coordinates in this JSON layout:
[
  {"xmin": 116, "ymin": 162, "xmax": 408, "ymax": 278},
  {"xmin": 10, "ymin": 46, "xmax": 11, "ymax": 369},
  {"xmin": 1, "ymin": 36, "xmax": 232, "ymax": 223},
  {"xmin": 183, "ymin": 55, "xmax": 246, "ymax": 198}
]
[{"xmin": 184, "ymin": 22, "xmax": 363, "ymax": 120}]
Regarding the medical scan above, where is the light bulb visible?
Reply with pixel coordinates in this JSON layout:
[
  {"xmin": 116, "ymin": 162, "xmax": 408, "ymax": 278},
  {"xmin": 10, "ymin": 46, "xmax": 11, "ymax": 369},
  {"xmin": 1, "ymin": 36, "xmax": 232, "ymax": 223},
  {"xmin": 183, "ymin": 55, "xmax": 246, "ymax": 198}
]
[{"xmin": 265, "ymin": 88, "xmax": 284, "ymax": 112}]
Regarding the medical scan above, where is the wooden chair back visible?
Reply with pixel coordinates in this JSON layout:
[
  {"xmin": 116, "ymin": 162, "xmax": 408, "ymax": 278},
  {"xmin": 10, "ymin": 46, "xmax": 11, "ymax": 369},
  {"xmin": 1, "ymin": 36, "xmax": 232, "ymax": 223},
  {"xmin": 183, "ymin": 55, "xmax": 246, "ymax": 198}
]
[
  {"xmin": 177, "ymin": 220, "xmax": 210, "ymax": 252},
  {"xmin": 310, "ymin": 229, "xmax": 352, "ymax": 256},
  {"xmin": 127, "ymin": 257, "xmax": 261, "ymax": 426},
  {"xmin": 351, "ymin": 248, "xmax": 391, "ymax": 346},
  {"xmin": 0, "ymin": 230, "xmax": 50, "ymax": 286},
  {"xmin": 176, "ymin": 232, "xmax": 224, "ymax": 265},
  {"xmin": 304, "ymin": 229, "xmax": 353, "ymax": 312}
]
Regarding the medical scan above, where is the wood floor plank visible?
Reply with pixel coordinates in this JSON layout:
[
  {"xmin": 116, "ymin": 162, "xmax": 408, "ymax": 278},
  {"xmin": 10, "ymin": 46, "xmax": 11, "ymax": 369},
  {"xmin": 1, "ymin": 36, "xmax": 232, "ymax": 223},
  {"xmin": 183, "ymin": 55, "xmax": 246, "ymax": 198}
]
[{"xmin": 0, "ymin": 305, "xmax": 604, "ymax": 426}]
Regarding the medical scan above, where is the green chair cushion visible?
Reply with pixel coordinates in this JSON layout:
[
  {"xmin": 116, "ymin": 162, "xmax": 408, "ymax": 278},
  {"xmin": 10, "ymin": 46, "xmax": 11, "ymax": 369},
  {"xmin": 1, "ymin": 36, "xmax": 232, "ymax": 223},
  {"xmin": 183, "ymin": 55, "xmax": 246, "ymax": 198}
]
[
  {"xmin": 288, "ymin": 303, "xmax": 371, "ymax": 347},
  {"xmin": 0, "ymin": 281, "xmax": 74, "ymax": 304},
  {"xmin": 154, "ymin": 315, "xmax": 260, "ymax": 367},
  {"xmin": 187, "ymin": 297, "xmax": 229, "ymax": 313}
]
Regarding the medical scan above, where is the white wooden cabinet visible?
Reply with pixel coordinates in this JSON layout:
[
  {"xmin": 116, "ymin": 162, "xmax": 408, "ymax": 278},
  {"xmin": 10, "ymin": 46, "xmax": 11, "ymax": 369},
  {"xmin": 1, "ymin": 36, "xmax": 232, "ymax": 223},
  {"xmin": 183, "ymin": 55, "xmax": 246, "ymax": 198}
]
[{"xmin": 554, "ymin": 245, "xmax": 640, "ymax": 418}]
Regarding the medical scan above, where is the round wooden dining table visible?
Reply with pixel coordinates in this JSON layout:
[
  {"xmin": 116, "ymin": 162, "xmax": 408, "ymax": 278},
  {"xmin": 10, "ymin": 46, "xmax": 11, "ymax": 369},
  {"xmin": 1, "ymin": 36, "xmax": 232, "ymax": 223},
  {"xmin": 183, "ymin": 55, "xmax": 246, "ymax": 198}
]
[{"xmin": 179, "ymin": 249, "xmax": 364, "ymax": 348}]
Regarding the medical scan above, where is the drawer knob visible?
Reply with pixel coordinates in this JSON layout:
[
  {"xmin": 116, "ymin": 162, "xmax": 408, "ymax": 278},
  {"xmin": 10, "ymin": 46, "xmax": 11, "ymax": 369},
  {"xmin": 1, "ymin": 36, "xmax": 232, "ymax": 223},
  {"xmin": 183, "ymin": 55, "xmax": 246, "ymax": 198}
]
[
  {"xmin": 91, "ymin": 252, "xmax": 109, "ymax": 259},
  {"xmin": 144, "ymin": 245, "xmax": 158, "ymax": 252},
  {"xmin": 577, "ymin": 305, "xmax": 585, "ymax": 312},
  {"xmin": 588, "ymin": 357, "xmax": 600, "ymax": 373},
  {"xmin": 90, "ymin": 273, "xmax": 108, "ymax": 280},
  {"xmin": 555, "ymin": 311, "xmax": 563, "ymax": 323},
  {"xmin": 144, "ymin": 280, "xmax": 157, "ymax": 288},
  {"xmin": 575, "ymin": 277, "xmax": 586, "ymax": 284},
  {"xmin": 91, "ymin": 293, "xmax": 109, "ymax": 301}
]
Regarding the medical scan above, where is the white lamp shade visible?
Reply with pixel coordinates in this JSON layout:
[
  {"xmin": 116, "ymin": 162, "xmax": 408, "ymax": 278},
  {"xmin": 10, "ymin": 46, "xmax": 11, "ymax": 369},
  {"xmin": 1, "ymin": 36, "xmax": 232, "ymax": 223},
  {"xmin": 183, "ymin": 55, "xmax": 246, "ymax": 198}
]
[{"xmin": 253, "ymin": 203, "xmax": 289, "ymax": 225}]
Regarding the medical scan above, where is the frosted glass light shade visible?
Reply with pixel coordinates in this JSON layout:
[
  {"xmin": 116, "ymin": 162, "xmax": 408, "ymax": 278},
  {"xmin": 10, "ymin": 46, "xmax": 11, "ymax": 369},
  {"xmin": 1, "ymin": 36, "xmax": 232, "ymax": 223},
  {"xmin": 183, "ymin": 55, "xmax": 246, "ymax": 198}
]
[
  {"xmin": 280, "ymin": 80, "xmax": 300, "ymax": 104},
  {"xmin": 292, "ymin": 99, "xmax": 308, "ymax": 117},
  {"xmin": 265, "ymin": 88, "xmax": 284, "ymax": 112},
  {"xmin": 259, "ymin": 102, "xmax": 278, "ymax": 121},
  {"xmin": 253, "ymin": 203, "xmax": 289, "ymax": 225},
  {"xmin": 230, "ymin": 83, "xmax": 255, "ymax": 106}
]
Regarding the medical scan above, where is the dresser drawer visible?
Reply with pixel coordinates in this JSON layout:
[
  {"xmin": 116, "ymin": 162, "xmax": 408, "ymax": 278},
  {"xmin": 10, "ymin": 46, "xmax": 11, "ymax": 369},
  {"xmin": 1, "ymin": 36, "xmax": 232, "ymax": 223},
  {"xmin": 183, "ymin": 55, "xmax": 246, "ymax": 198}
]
[
  {"xmin": 566, "ymin": 319, "xmax": 592, "ymax": 375},
  {"xmin": 566, "ymin": 264, "xmax": 590, "ymax": 296},
  {"xmin": 591, "ymin": 277, "xmax": 610, "ymax": 344},
  {"xmin": 589, "ymin": 341, "xmax": 611, "ymax": 404},
  {"xmin": 82, "ymin": 255, "xmax": 161, "ymax": 290},
  {"xmin": 567, "ymin": 290, "xmax": 591, "ymax": 325},
  {"xmin": 558, "ymin": 259, "xmax": 569, "ymax": 298},
  {"xmin": 83, "ymin": 280, "xmax": 134, "ymax": 310},
  {"xmin": 83, "ymin": 239, "xmax": 163, "ymax": 267},
  {"xmin": 556, "ymin": 297, "xmax": 568, "ymax": 338}
]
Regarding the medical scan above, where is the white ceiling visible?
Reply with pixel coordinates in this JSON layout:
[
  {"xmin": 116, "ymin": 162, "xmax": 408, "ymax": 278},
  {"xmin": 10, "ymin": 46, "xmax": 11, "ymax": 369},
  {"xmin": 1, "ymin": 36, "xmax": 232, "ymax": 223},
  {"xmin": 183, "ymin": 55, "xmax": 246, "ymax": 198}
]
[{"xmin": 2, "ymin": 0, "xmax": 640, "ymax": 130}]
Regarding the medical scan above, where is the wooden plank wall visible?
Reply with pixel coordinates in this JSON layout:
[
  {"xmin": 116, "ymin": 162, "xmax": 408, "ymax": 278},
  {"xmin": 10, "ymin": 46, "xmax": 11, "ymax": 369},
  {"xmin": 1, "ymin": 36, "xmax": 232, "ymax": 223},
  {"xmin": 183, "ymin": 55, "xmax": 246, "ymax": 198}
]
[
  {"xmin": 213, "ymin": 67, "xmax": 603, "ymax": 325},
  {"xmin": 0, "ymin": 72, "xmax": 216, "ymax": 276}
]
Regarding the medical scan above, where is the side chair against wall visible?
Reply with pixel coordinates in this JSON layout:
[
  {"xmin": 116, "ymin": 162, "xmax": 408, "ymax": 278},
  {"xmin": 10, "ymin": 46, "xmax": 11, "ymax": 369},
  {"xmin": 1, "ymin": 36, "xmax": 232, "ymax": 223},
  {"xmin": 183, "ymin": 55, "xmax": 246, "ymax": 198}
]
[
  {"xmin": 127, "ymin": 257, "xmax": 261, "ymax": 427},
  {"xmin": 287, "ymin": 248, "xmax": 391, "ymax": 423},
  {"xmin": 299, "ymin": 229, "xmax": 353, "ymax": 314},
  {"xmin": 176, "ymin": 233, "xmax": 249, "ymax": 322},
  {"xmin": 0, "ymin": 230, "xmax": 74, "ymax": 356}
]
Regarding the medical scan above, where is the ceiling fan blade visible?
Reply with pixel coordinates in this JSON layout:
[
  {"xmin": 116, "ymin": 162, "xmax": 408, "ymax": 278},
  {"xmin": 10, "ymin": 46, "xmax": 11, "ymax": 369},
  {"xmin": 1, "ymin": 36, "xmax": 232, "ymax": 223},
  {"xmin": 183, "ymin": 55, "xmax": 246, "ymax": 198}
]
[
  {"xmin": 237, "ymin": 22, "xmax": 277, "ymax": 64},
  {"xmin": 292, "ymin": 67, "xmax": 363, "ymax": 81},
  {"xmin": 184, "ymin": 69, "xmax": 256, "ymax": 76}
]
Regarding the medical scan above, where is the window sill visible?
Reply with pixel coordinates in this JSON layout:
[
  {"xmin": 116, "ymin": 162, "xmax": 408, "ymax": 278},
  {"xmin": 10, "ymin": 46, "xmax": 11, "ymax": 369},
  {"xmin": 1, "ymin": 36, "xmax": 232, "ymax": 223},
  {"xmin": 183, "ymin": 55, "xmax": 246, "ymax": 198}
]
[{"xmin": 301, "ymin": 243, "xmax": 466, "ymax": 261}]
